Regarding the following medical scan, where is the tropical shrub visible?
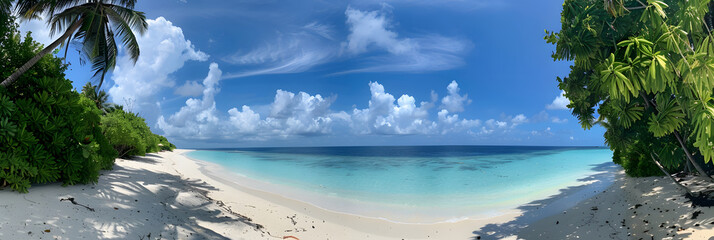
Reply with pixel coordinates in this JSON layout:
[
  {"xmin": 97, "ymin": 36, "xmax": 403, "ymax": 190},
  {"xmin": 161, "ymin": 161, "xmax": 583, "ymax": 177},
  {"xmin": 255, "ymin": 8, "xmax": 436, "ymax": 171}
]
[
  {"xmin": 157, "ymin": 135, "xmax": 177, "ymax": 151},
  {"xmin": 101, "ymin": 109, "xmax": 173, "ymax": 158},
  {"xmin": 79, "ymin": 96, "xmax": 119, "ymax": 170},
  {"xmin": 547, "ymin": 0, "xmax": 714, "ymax": 178},
  {"xmin": 0, "ymin": 16, "xmax": 118, "ymax": 192}
]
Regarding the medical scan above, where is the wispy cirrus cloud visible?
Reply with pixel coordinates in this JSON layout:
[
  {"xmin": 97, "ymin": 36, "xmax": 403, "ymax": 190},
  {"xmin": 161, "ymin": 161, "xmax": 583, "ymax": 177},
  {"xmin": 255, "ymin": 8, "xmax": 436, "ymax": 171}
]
[
  {"xmin": 221, "ymin": 5, "xmax": 471, "ymax": 79},
  {"xmin": 221, "ymin": 24, "xmax": 336, "ymax": 80},
  {"xmin": 337, "ymin": 7, "xmax": 471, "ymax": 74}
]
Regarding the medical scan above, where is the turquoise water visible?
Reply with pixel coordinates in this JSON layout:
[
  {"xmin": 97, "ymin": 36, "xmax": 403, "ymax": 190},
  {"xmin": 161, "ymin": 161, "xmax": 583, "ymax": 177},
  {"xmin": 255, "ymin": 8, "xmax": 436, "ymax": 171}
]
[{"xmin": 185, "ymin": 146, "xmax": 613, "ymax": 222}]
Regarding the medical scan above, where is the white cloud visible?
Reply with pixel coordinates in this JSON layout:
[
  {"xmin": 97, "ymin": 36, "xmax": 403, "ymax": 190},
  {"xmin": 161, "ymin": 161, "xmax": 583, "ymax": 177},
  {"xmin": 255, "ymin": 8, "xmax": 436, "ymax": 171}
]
[
  {"xmin": 344, "ymin": 7, "xmax": 415, "ymax": 55},
  {"xmin": 479, "ymin": 127, "xmax": 494, "ymax": 135},
  {"xmin": 262, "ymin": 90, "xmax": 337, "ymax": 136},
  {"xmin": 350, "ymin": 82, "xmax": 435, "ymax": 135},
  {"xmin": 222, "ymin": 25, "xmax": 335, "ymax": 79},
  {"xmin": 221, "ymin": 6, "xmax": 470, "ymax": 79},
  {"xmin": 347, "ymin": 81, "xmax": 486, "ymax": 135},
  {"xmin": 530, "ymin": 127, "xmax": 553, "ymax": 136},
  {"xmin": 437, "ymin": 109, "xmax": 480, "ymax": 134},
  {"xmin": 227, "ymin": 106, "xmax": 261, "ymax": 134},
  {"xmin": 158, "ymin": 63, "xmax": 223, "ymax": 139},
  {"xmin": 303, "ymin": 22, "xmax": 335, "ymax": 40},
  {"xmin": 159, "ymin": 63, "xmax": 342, "ymax": 140},
  {"xmin": 511, "ymin": 114, "xmax": 528, "ymax": 127},
  {"xmin": 159, "ymin": 75, "xmax": 536, "ymax": 141},
  {"xmin": 341, "ymin": 7, "xmax": 470, "ymax": 73},
  {"xmin": 174, "ymin": 81, "xmax": 204, "ymax": 97},
  {"xmin": 552, "ymin": 117, "xmax": 568, "ymax": 123},
  {"xmin": 546, "ymin": 91, "xmax": 570, "ymax": 110},
  {"xmin": 109, "ymin": 17, "xmax": 208, "ymax": 113},
  {"xmin": 440, "ymin": 80, "xmax": 471, "ymax": 113},
  {"xmin": 486, "ymin": 119, "xmax": 507, "ymax": 129}
]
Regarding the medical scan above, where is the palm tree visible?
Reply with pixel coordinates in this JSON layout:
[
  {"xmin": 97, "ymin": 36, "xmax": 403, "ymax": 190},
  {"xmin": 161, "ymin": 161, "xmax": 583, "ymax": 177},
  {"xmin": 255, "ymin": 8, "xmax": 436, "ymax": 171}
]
[
  {"xmin": 81, "ymin": 82, "xmax": 111, "ymax": 110},
  {"xmin": 1, "ymin": 0, "xmax": 147, "ymax": 89}
]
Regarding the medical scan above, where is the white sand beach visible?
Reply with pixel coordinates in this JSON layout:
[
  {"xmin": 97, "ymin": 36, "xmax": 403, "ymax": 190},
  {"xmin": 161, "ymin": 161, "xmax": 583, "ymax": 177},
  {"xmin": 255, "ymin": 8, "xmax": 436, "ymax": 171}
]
[
  {"xmin": 516, "ymin": 172, "xmax": 714, "ymax": 240},
  {"xmin": 1, "ymin": 149, "xmax": 712, "ymax": 240}
]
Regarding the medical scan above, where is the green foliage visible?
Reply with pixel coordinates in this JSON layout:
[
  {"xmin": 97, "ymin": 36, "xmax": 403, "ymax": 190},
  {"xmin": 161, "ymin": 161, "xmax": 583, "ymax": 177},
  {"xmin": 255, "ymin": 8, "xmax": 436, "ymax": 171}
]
[
  {"xmin": 548, "ymin": 0, "xmax": 714, "ymax": 176},
  {"xmin": 78, "ymin": 96, "xmax": 118, "ymax": 170},
  {"xmin": 157, "ymin": 135, "xmax": 177, "ymax": 151},
  {"xmin": 616, "ymin": 148, "xmax": 663, "ymax": 177},
  {"xmin": 81, "ymin": 82, "xmax": 111, "ymax": 111},
  {"xmin": 0, "ymin": 29, "xmax": 118, "ymax": 191},
  {"xmin": 0, "ymin": 14, "xmax": 171, "ymax": 192},
  {"xmin": 648, "ymin": 94, "xmax": 686, "ymax": 137},
  {"xmin": 101, "ymin": 109, "xmax": 173, "ymax": 158}
]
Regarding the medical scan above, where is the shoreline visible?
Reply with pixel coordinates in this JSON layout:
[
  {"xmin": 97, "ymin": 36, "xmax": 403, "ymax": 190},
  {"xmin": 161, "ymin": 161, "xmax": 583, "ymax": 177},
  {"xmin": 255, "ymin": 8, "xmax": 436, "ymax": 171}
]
[
  {"xmin": 182, "ymin": 149, "xmax": 618, "ymax": 226},
  {"xmin": 185, "ymin": 150, "xmax": 522, "ymax": 225},
  {"xmin": 178, "ymin": 149, "xmax": 621, "ymax": 239},
  {"xmin": 3, "ymin": 149, "xmax": 708, "ymax": 239},
  {"xmin": 172, "ymin": 149, "xmax": 514, "ymax": 239}
]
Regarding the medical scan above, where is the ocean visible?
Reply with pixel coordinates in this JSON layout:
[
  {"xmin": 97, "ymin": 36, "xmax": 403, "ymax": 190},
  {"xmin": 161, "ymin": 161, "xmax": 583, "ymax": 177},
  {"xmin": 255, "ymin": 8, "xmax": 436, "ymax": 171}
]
[{"xmin": 184, "ymin": 146, "xmax": 614, "ymax": 223}]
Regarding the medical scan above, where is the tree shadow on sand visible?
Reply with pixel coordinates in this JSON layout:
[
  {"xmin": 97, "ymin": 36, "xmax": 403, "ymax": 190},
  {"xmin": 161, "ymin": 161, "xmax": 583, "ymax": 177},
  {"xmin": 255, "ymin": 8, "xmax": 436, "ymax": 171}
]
[
  {"xmin": 471, "ymin": 161, "xmax": 714, "ymax": 240},
  {"xmin": 470, "ymin": 162, "xmax": 621, "ymax": 240},
  {"xmin": 0, "ymin": 154, "xmax": 268, "ymax": 240}
]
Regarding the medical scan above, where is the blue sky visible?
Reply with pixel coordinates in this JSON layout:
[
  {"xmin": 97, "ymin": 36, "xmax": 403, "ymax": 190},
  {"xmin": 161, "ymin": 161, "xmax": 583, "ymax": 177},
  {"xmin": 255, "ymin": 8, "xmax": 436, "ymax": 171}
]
[{"xmin": 18, "ymin": 0, "xmax": 606, "ymax": 148}]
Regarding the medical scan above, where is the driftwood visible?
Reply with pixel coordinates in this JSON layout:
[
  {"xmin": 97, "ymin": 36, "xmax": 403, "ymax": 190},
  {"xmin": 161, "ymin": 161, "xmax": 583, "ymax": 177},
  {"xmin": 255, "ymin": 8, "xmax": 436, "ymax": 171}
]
[{"xmin": 60, "ymin": 197, "xmax": 95, "ymax": 212}]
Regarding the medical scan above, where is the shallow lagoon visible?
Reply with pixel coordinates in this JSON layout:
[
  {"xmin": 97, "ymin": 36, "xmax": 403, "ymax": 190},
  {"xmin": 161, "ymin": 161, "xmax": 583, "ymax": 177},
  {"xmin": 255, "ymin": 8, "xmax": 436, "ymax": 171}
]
[{"xmin": 186, "ymin": 146, "xmax": 614, "ymax": 223}]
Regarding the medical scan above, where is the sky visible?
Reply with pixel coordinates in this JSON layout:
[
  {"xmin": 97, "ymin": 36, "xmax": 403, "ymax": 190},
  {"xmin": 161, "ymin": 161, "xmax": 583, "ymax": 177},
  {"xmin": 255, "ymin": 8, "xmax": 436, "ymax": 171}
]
[{"xmin": 17, "ymin": 0, "xmax": 606, "ymax": 148}]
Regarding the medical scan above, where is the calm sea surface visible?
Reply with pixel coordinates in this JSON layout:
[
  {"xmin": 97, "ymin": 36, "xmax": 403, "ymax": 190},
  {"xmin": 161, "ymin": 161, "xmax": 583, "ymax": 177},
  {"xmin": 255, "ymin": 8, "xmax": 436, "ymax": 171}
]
[{"xmin": 185, "ymin": 146, "xmax": 614, "ymax": 223}]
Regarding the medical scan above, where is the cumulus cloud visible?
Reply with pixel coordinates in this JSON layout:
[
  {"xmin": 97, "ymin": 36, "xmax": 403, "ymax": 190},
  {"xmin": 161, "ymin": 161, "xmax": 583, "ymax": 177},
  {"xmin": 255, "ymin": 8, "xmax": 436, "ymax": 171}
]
[
  {"xmin": 158, "ymin": 63, "xmax": 223, "ymax": 139},
  {"xmin": 477, "ymin": 119, "xmax": 506, "ymax": 135},
  {"xmin": 440, "ymin": 80, "xmax": 471, "ymax": 113},
  {"xmin": 159, "ymin": 63, "xmax": 343, "ymax": 140},
  {"xmin": 160, "ymin": 75, "xmax": 531, "ymax": 141},
  {"xmin": 511, "ymin": 114, "xmax": 528, "ymax": 127},
  {"xmin": 437, "ymin": 109, "xmax": 480, "ymax": 134},
  {"xmin": 174, "ymin": 81, "xmax": 204, "ymax": 97},
  {"xmin": 546, "ymin": 91, "xmax": 570, "ymax": 110},
  {"xmin": 486, "ymin": 119, "xmax": 508, "ymax": 129},
  {"xmin": 346, "ymin": 81, "xmax": 493, "ymax": 136},
  {"xmin": 109, "ymin": 17, "xmax": 209, "ymax": 113},
  {"xmin": 350, "ymin": 82, "xmax": 435, "ymax": 135},
  {"xmin": 262, "ymin": 89, "xmax": 337, "ymax": 136}
]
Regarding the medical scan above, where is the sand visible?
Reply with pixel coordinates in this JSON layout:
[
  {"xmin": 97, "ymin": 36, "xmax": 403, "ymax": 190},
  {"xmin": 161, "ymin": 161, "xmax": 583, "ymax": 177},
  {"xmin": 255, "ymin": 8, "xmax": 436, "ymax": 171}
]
[
  {"xmin": 515, "ymin": 171, "xmax": 714, "ymax": 240},
  {"xmin": 1, "ymin": 149, "xmax": 711, "ymax": 239}
]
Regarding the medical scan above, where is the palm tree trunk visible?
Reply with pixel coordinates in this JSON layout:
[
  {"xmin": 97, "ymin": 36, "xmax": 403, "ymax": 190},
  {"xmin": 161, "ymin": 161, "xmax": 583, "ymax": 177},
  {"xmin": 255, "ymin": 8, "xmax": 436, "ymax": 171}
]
[
  {"xmin": 651, "ymin": 153, "xmax": 692, "ymax": 194},
  {"xmin": 1, "ymin": 20, "xmax": 83, "ymax": 87}
]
